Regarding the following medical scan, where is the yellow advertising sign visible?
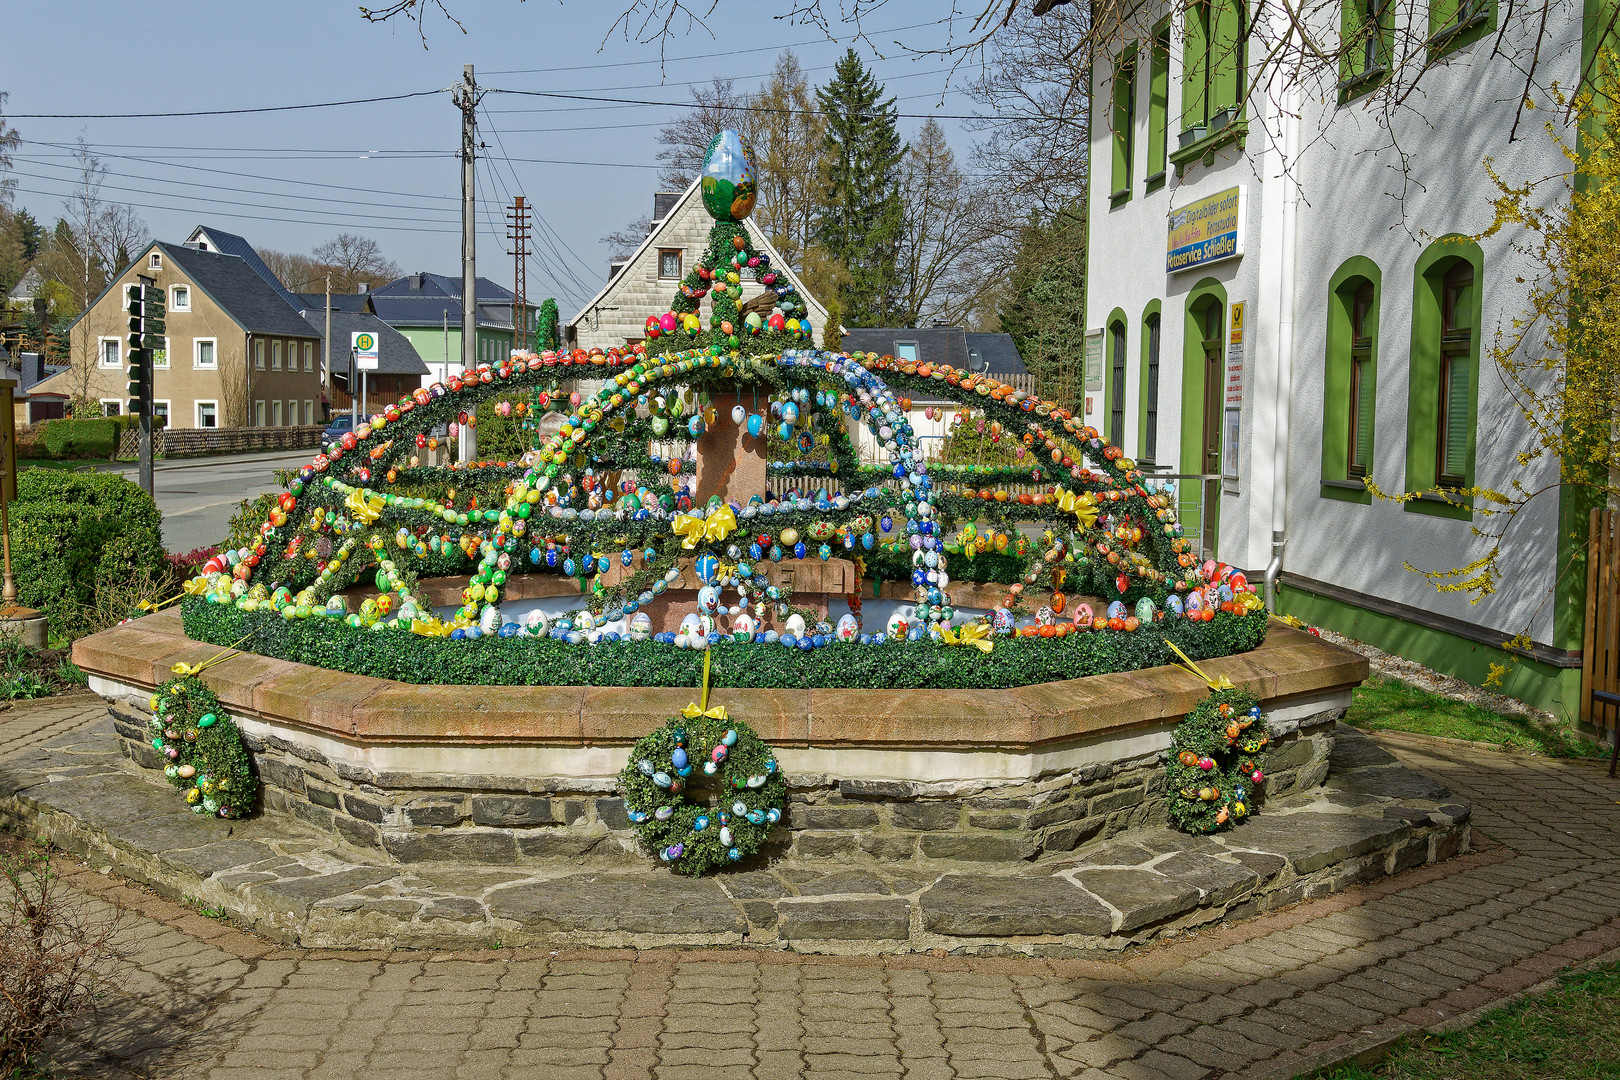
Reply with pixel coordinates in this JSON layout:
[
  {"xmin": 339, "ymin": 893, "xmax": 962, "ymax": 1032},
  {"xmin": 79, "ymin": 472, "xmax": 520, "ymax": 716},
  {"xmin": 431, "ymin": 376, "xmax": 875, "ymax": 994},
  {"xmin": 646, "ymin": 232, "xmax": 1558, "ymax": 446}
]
[{"xmin": 1167, "ymin": 186, "xmax": 1245, "ymax": 273}]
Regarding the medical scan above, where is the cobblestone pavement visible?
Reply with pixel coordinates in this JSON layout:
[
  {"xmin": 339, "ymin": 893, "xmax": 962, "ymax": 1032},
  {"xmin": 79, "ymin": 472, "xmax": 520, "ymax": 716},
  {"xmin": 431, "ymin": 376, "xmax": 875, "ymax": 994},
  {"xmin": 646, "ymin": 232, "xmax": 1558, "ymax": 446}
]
[{"xmin": 5, "ymin": 701, "xmax": 1619, "ymax": 1080}]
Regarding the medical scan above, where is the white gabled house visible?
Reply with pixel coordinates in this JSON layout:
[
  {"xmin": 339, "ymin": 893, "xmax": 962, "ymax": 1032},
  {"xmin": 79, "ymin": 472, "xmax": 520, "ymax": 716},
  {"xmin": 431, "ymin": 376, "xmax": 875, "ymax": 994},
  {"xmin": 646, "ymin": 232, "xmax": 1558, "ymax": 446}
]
[{"xmin": 566, "ymin": 180, "xmax": 832, "ymax": 352}]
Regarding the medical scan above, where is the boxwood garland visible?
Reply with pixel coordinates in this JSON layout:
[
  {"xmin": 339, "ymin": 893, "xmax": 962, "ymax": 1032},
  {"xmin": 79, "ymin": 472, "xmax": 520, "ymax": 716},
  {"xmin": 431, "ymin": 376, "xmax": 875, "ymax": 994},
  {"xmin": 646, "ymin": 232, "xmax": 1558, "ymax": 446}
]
[
  {"xmin": 618, "ymin": 710, "xmax": 785, "ymax": 875},
  {"xmin": 182, "ymin": 596, "xmax": 1267, "ymax": 690},
  {"xmin": 1165, "ymin": 687, "xmax": 1269, "ymax": 834},
  {"xmin": 147, "ymin": 674, "xmax": 258, "ymax": 818}
]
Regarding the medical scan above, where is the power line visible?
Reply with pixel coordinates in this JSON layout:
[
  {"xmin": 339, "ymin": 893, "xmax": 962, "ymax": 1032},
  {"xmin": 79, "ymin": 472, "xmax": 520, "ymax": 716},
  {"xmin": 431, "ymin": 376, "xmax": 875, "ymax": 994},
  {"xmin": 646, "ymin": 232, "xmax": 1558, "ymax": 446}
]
[
  {"xmin": 5, "ymin": 88, "xmax": 447, "ymax": 120},
  {"xmin": 486, "ymin": 86, "xmax": 981, "ymax": 120},
  {"xmin": 476, "ymin": 105, "xmax": 598, "ymax": 302},
  {"xmin": 5, "ymin": 184, "xmax": 459, "ymax": 235}
]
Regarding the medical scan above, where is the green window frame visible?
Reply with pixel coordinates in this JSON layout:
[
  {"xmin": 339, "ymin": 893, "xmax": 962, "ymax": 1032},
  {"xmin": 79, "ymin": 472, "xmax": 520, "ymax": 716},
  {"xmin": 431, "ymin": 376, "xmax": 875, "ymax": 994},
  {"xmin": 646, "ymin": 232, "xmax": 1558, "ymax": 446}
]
[
  {"xmin": 1107, "ymin": 314, "xmax": 1129, "ymax": 447},
  {"xmin": 1428, "ymin": 0, "xmax": 1496, "ymax": 58},
  {"xmin": 1320, "ymin": 257, "xmax": 1381, "ymax": 503},
  {"xmin": 1146, "ymin": 24, "xmax": 1171, "ymax": 191},
  {"xmin": 1405, "ymin": 237, "xmax": 1484, "ymax": 519},
  {"xmin": 1339, "ymin": 0, "xmax": 1392, "ymax": 100},
  {"xmin": 1111, "ymin": 44, "xmax": 1139, "ymax": 204},
  {"xmin": 1174, "ymin": 0, "xmax": 1247, "ymax": 170},
  {"xmin": 1139, "ymin": 300, "xmax": 1163, "ymax": 464}
]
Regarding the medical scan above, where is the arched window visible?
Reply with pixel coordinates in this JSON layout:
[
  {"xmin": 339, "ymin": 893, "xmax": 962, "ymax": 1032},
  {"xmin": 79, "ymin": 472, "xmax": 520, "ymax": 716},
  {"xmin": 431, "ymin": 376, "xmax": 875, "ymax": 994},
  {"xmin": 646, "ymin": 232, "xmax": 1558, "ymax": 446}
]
[
  {"xmin": 1322, "ymin": 257, "xmax": 1380, "ymax": 500},
  {"xmin": 1108, "ymin": 317, "xmax": 1128, "ymax": 447},
  {"xmin": 1143, "ymin": 310, "xmax": 1162, "ymax": 463},
  {"xmin": 1405, "ymin": 238, "xmax": 1483, "ymax": 514}
]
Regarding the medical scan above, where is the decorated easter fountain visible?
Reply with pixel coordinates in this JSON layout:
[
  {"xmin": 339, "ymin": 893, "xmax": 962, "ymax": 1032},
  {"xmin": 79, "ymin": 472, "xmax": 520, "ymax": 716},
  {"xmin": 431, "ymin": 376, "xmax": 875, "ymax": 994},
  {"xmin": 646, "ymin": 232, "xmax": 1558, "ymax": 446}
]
[{"xmin": 75, "ymin": 131, "xmax": 1368, "ymax": 880}]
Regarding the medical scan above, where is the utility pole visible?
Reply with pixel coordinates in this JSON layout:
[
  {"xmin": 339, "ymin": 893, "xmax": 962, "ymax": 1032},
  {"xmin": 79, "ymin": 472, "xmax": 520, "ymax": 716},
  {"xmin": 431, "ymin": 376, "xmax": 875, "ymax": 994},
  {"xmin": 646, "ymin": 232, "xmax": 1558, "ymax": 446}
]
[
  {"xmin": 506, "ymin": 195, "xmax": 530, "ymax": 355},
  {"xmin": 323, "ymin": 273, "xmax": 331, "ymax": 420},
  {"xmin": 454, "ymin": 63, "xmax": 479, "ymax": 462}
]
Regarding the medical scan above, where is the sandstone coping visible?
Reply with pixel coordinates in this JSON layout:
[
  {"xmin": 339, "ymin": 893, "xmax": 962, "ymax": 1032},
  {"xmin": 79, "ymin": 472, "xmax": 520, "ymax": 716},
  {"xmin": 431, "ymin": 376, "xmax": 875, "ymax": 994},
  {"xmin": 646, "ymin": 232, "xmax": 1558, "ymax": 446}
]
[{"xmin": 75, "ymin": 610, "xmax": 1365, "ymax": 783}]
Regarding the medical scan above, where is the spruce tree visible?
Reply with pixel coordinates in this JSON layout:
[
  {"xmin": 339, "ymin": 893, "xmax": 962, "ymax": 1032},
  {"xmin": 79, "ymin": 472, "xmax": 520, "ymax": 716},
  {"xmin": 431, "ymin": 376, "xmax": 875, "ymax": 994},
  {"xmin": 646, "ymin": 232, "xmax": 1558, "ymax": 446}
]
[
  {"xmin": 998, "ymin": 206, "xmax": 1087, "ymax": 411},
  {"xmin": 816, "ymin": 49, "xmax": 905, "ymax": 327}
]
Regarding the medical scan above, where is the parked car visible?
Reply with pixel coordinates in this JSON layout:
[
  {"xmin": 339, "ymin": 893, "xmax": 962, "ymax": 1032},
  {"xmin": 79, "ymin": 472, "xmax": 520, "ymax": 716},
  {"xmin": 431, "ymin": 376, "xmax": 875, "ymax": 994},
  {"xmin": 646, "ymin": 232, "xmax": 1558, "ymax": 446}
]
[{"xmin": 321, "ymin": 414, "xmax": 355, "ymax": 448}]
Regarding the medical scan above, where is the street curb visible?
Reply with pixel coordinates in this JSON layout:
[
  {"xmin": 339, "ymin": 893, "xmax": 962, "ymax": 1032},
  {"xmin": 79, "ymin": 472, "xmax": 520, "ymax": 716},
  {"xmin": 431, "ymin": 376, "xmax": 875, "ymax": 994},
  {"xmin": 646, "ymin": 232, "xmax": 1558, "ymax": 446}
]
[{"xmin": 1239, "ymin": 943, "xmax": 1620, "ymax": 1080}]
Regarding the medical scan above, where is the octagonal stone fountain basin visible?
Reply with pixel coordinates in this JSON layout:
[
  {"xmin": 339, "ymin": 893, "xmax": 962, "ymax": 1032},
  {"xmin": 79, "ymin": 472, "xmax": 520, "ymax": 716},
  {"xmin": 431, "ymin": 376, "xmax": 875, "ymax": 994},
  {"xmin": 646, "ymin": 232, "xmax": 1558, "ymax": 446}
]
[{"xmin": 73, "ymin": 610, "xmax": 1365, "ymax": 867}]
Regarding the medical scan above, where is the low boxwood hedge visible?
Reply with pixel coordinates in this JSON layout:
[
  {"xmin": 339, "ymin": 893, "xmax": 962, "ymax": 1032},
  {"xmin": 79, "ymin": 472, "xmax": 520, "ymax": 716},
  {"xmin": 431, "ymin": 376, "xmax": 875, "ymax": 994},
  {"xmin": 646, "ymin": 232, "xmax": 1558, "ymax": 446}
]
[{"xmin": 181, "ymin": 597, "xmax": 1268, "ymax": 690}]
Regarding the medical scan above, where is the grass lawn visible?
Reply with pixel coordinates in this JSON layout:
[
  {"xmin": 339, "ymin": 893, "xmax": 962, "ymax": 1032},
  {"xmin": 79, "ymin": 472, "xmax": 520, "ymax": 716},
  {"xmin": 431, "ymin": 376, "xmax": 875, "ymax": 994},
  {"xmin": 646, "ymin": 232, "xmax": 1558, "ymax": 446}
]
[
  {"xmin": 1346, "ymin": 675, "xmax": 1604, "ymax": 759},
  {"xmin": 1312, "ymin": 960, "xmax": 1620, "ymax": 1079}
]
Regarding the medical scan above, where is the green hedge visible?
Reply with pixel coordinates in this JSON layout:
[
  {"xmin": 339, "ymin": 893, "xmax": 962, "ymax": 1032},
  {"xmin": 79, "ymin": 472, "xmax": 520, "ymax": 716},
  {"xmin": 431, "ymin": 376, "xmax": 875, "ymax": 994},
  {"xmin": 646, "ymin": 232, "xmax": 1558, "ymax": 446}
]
[
  {"xmin": 41, "ymin": 418, "xmax": 118, "ymax": 459},
  {"xmin": 14, "ymin": 471, "xmax": 167, "ymax": 638},
  {"xmin": 182, "ymin": 598, "xmax": 1268, "ymax": 690}
]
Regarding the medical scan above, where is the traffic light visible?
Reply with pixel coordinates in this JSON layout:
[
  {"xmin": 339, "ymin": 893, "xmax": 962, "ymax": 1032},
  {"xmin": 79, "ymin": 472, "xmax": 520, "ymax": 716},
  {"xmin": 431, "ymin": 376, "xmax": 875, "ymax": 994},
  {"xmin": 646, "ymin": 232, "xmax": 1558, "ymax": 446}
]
[{"xmin": 124, "ymin": 282, "xmax": 165, "ymax": 413}]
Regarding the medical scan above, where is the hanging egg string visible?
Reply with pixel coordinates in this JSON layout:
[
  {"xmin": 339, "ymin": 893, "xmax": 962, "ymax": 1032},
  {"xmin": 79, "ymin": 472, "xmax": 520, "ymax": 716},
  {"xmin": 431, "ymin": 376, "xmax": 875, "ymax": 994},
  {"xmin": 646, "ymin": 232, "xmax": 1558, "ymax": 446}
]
[{"xmin": 617, "ymin": 647, "xmax": 787, "ymax": 874}]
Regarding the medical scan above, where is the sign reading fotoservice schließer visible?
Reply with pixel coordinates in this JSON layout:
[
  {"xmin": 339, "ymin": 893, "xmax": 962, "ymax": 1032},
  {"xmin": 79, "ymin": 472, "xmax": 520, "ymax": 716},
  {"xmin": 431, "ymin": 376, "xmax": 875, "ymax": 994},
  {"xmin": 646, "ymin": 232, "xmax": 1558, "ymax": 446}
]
[{"xmin": 1167, "ymin": 186, "xmax": 1245, "ymax": 274}]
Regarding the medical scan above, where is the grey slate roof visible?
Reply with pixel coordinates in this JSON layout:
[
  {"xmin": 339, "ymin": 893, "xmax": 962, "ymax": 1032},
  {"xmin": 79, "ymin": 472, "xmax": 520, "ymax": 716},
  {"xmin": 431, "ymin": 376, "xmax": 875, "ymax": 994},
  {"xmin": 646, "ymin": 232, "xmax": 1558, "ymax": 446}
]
[
  {"xmin": 295, "ymin": 292, "xmax": 373, "ymax": 314},
  {"xmin": 157, "ymin": 243, "xmax": 319, "ymax": 338},
  {"xmin": 185, "ymin": 225, "xmax": 305, "ymax": 310},
  {"xmin": 298, "ymin": 310, "xmax": 429, "ymax": 377},
  {"xmin": 839, "ymin": 327, "xmax": 1029, "ymax": 378}
]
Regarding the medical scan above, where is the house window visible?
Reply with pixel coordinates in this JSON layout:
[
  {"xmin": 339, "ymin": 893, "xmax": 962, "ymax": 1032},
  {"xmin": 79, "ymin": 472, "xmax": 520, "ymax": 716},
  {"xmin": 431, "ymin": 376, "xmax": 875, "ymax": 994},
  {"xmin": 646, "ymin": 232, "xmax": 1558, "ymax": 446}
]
[
  {"xmin": 99, "ymin": 338, "xmax": 121, "ymax": 368},
  {"xmin": 100, "ymin": 399, "xmax": 122, "ymax": 417},
  {"xmin": 1340, "ymin": 0, "xmax": 1391, "ymax": 99},
  {"xmin": 303, "ymin": 342, "xmax": 313, "ymax": 372},
  {"xmin": 271, "ymin": 400, "xmax": 283, "ymax": 426},
  {"xmin": 659, "ymin": 249, "xmax": 682, "ymax": 279},
  {"xmin": 254, "ymin": 340, "xmax": 264, "ymax": 369},
  {"xmin": 195, "ymin": 338, "xmax": 217, "ymax": 369},
  {"xmin": 1110, "ymin": 44, "xmax": 1138, "ymax": 202},
  {"xmin": 895, "ymin": 341, "xmax": 919, "ymax": 364},
  {"xmin": 1143, "ymin": 312, "xmax": 1161, "ymax": 462},
  {"xmin": 304, "ymin": 400, "xmax": 315, "ymax": 425},
  {"xmin": 155, "ymin": 337, "xmax": 170, "ymax": 369},
  {"xmin": 1108, "ymin": 318, "xmax": 1128, "ymax": 447},
  {"xmin": 255, "ymin": 400, "xmax": 266, "ymax": 427},
  {"xmin": 170, "ymin": 285, "xmax": 190, "ymax": 311},
  {"xmin": 1437, "ymin": 261, "xmax": 1475, "ymax": 488},
  {"xmin": 1429, "ymin": 0, "xmax": 1494, "ymax": 56},
  {"xmin": 1146, "ymin": 24, "xmax": 1171, "ymax": 187},
  {"xmin": 1181, "ymin": 0, "xmax": 1246, "ymax": 139},
  {"xmin": 152, "ymin": 400, "xmax": 170, "ymax": 425},
  {"xmin": 148, "ymin": 252, "xmax": 162, "ymax": 270},
  {"xmin": 1348, "ymin": 281, "xmax": 1375, "ymax": 477},
  {"xmin": 196, "ymin": 400, "xmax": 218, "ymax": 428},
  {"xmin": 272, "ymin": 340, "xmax": 283, "ymax": 371}
]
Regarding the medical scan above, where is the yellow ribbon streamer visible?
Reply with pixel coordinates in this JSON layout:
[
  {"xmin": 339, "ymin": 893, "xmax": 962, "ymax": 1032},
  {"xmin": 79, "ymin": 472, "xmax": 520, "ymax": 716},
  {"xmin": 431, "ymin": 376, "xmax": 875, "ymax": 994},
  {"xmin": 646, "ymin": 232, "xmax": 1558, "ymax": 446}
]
[
  {"xmin": 171, "ymin": 632, "xmax": 256, "ymax": 677},
  {"xmin": 940, "ymin": 621, "xmax": 994, "ymax": 653},
  {"xmin": 680, "ymin": 648, "xmax": 731, "ymax": 721},
  {"xmin": 345, "ymin": 489, "xmax": 387, "ymax": 525},
  {"xmin": 141, "ymin": 590, "xmax": 189, "ymax": 612},
  {"xmin": 1165, "ymin": 640, "xmax": 1236, "ymax": 691}
]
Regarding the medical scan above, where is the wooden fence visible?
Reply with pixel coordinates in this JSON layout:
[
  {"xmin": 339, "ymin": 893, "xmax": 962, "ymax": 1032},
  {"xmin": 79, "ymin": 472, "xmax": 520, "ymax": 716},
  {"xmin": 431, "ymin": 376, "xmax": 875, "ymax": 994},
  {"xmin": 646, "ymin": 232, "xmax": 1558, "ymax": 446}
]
[
  {"xmin": 1581, "ymin": 507, "xmax": 1620, "ymax": 733},
  {"xmin": 118, "ymin": 425, "xmax": 324, "ymax": 459}
]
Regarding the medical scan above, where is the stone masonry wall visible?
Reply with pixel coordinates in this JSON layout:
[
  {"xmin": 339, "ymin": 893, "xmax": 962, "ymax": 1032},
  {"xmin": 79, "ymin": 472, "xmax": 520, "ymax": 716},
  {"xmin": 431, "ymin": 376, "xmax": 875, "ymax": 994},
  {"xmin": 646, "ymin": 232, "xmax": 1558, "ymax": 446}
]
[{"xmin": 104, "ymin": 688, "xmax": 1342, "ymax": 867}]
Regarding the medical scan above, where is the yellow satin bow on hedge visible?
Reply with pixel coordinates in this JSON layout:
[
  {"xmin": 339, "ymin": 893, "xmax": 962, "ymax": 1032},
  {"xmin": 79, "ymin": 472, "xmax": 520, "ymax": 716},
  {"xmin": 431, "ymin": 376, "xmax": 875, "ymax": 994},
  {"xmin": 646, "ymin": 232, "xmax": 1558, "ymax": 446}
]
[
  {"xmin": 1166, "ymin": 640, "xmax": 1235, "ymax": 690},
  {"xmin": 682, "ymin": 648, "xmax": 730, "ymax": 719},
  {"xmin": 411, "ymin": 618, "xmax": 451, "ymax": 637},
  {"xmin": 181, "ymin": 576, "xmax": 212, "ymax": 596},
  {"xmin": 671, "ymin": 505, "xmax": 739, "ymax": 549},
  {"xmin": 940, "ymin": 621, "xmax": 994, "ymax": 653},
  {"xmin": 345, "ymin": 489, "xmax": 386, "ymax": 525},
  {"xmin": 1056, "ymin": 489, "xmax": 1099, "ymax": 529}
]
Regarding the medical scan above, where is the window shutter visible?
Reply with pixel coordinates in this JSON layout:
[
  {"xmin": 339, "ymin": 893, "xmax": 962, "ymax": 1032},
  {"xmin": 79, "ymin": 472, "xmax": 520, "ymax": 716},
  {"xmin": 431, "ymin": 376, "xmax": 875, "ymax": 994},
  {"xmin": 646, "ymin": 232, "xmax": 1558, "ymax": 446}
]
[
  {"xmin": 1353, "ymin": 364, "xmax": 1373, "ymax": 470},
  {"xmin": 1211, "ymin": 0, "xmax": 1245, "ymax": 114},
  {"xmin": 1181, "ymin": 0, "xmax": 1210, "ymax": 131},
  {"xmin": 1443, "ymin": 359, "xmax": 1470, "ymax": 478}
]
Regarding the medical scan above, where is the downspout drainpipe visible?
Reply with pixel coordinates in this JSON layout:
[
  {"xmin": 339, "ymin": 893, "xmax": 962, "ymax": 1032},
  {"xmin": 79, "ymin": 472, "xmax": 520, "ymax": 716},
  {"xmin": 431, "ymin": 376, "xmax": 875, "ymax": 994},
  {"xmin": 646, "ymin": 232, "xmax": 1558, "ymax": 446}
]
[{"xmin": 1264, "ymin": 85, "xmax": 1301, "ymax": 613}]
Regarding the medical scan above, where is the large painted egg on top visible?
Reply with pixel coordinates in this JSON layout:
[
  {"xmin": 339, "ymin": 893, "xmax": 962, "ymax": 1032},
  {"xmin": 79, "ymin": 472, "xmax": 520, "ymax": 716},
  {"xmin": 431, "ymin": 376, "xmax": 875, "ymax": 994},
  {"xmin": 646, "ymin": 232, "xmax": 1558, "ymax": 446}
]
[{"xmin": 699, "ymin": 129, "xmax": 757, "ymax": 221}]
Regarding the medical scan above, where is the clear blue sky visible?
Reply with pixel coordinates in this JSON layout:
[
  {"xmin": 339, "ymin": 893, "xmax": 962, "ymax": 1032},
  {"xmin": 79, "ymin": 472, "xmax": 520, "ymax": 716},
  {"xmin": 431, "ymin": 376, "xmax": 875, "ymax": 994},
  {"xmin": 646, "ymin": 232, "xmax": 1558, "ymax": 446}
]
[{"xmin": 3, "ymin": 0, "xmax": 983, "ymax": 315}]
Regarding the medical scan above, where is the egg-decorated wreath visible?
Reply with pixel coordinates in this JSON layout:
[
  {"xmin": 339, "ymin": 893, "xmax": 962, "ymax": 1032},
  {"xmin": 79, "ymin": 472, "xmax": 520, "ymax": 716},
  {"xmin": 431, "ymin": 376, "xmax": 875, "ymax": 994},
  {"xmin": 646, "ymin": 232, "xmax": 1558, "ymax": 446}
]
[
  {"xmin": 1164, "ymin": 687, "xmax": 1268, "ymax": 834},
  {"xmin": 147, "ymin": 673, "xmax": 258, "ymax": 818},
  {"xmin": 618, "ymin": 710, "xmax": 786, "ymax": 875}
]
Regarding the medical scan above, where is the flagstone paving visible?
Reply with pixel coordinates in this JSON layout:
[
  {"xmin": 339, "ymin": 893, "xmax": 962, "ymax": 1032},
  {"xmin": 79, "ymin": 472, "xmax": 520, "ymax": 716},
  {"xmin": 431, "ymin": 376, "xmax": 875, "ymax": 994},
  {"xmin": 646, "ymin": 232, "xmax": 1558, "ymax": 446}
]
[{"xmin": 4, "ymin": 698, "xmax": 1619, "ymax": 1080}]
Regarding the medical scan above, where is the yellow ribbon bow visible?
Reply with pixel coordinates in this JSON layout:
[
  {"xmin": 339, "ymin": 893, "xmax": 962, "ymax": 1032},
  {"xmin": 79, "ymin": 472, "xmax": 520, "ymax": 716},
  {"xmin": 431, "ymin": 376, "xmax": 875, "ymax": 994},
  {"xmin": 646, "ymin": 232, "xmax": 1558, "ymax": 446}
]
[
  {"xmin": 682, "ymin": 649, "xmax": 730, "ymax": 720},
  {"xmin": 411, "ymin": 618, "xmax": 451, "ymax": 637},
  {"xmin": 345, "ymin": 489, "xmax": 387, "ymax": 525},
  {"xmin": 940, "ymin": 621, "xmax": 994, "ymax": 653},
  {"xmin": 1165, "ymin": 640, "xmax": 1235, "ymax": 690},
  {"xmin": 671, "ymin": 506, "xmax": 740, "ymax": 549},
  {"xmin": 181, "ymin": 576, "xmax": 212, "ymax": 596},
  {"xmin": 1057, "ymin": 489, "xmax": 1099, "ymax": 529}
]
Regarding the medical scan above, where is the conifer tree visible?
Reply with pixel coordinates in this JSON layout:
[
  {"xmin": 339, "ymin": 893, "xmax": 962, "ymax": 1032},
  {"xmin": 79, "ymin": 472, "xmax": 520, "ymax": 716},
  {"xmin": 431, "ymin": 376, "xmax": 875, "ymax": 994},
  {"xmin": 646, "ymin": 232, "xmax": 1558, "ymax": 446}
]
[{"xmin": 816, "ymin": 49, "xmax": 905, "ymax": 327}]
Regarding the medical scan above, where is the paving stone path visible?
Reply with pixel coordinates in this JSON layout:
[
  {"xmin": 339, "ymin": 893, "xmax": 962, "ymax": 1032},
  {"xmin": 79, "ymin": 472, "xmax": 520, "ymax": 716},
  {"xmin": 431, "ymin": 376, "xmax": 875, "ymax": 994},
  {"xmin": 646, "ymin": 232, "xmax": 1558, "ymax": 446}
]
[{"xmin": 5, "ymin": 699, "xmax": 1620, "ymax": 1080}]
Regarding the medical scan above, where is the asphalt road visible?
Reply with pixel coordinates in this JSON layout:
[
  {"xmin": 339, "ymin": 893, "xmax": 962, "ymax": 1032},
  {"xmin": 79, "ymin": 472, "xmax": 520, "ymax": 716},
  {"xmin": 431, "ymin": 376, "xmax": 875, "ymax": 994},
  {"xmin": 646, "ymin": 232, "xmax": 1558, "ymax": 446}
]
[{"xmin": 108, "ymin": 450, "xmax": 313, "ymax": 554}]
